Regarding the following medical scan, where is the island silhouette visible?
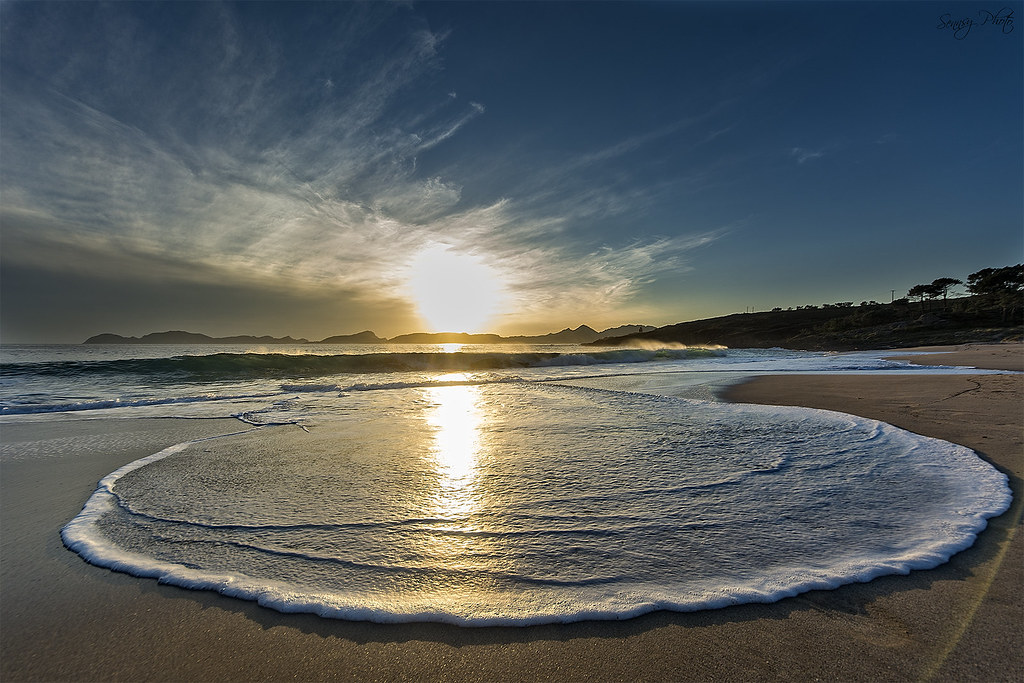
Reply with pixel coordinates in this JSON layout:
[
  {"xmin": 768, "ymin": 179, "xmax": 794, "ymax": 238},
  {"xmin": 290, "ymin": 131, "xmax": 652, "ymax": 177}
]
[{"xmin": 83, "ymin": 325, "xmax": 655, "ymax": 346}]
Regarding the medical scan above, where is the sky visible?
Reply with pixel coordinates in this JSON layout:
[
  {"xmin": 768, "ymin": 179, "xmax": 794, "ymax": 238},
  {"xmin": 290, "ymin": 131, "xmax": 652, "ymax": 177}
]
[{"xmin": 1, "ymin": 1, "xmax": 1021, "ymax": 343}]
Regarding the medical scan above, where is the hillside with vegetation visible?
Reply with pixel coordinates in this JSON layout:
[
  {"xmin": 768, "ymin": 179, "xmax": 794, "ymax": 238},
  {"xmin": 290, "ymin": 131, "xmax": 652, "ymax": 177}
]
[{"xmin": 594, "ymin": 265, "xmax": 1023, "ymax": 350}]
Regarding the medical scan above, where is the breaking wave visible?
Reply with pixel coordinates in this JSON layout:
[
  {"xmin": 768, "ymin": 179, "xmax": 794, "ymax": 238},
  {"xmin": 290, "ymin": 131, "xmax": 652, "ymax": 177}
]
[{"xmin": 1, "ymin": 348, "xmax": 725, "ymax": 382}]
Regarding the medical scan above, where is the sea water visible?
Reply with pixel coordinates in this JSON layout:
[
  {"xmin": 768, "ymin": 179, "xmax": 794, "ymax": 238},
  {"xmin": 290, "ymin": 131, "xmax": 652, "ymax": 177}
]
[{"xmin": 0, "ymin": 344, "xmax": 1012, "ymax": 625}]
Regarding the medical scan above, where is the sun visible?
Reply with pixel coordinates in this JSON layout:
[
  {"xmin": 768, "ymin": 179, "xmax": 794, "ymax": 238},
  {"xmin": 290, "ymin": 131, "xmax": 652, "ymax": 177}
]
[{"xmin": 407, "ymin": 245, "xmax": 506, "ymax": 333}]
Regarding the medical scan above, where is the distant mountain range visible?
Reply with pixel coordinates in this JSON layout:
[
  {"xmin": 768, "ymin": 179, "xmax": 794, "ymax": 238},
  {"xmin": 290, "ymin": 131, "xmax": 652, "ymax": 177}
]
[
  {"xmin": 83, "ymin": 331, "xmax": 313, "ymax": 345},
  {"xmin": 83, "ymin": 324, "xmax": 656, "ymax": 345},
  {"xmin": 80, "ymin": 297, "xmax": 1022, "ymax": 349}
]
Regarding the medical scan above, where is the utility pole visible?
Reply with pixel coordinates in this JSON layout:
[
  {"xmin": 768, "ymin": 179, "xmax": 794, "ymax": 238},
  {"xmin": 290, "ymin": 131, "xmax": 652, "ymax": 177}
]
[{"xmin": 891, "ymin": 290, "xmax": 895, "ymax": 303}]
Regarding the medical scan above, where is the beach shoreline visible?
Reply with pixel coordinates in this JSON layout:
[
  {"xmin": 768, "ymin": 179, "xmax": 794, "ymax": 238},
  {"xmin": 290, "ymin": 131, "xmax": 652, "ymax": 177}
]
[
  {"xmin": 720, "ymin": 343, "xmax": 1023, "ymax": 681},
  {"xmin": 1, "ymin": 344, "xmax": 1021, "ymax": 681}
]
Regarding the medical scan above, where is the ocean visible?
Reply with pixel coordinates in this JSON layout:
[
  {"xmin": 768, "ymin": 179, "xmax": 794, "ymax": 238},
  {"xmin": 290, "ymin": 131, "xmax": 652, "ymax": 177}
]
[{"xmin": 0, "ymin": 343, "xmax": 1012, "ymax": 626}]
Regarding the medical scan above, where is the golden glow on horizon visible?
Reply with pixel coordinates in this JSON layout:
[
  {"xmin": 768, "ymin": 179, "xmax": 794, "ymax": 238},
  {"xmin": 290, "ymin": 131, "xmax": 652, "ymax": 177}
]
[{"xmin": 407, "ymin": 245, "xmax": 505, "ymax": 333}]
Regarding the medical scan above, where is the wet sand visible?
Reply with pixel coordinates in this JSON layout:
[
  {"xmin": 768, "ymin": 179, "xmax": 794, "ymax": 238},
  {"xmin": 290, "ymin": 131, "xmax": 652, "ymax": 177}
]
[
  {"xmin": 885, "ymin": 342, "xmax": 1024, "ymax": 372},
  {"xmin": 1, "ymin": 344, "xmax": 1021, "ymax": 681}
]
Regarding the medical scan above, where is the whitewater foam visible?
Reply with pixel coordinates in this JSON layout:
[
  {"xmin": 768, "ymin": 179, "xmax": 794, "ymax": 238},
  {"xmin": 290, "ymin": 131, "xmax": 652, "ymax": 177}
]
[
  {"xmin": 3, "ymin": 344, "xmax": 1007, "ymax": 420},
  {"xmin": 60, "ymin": 382, "xmax": 1011, "ymax": 626}
]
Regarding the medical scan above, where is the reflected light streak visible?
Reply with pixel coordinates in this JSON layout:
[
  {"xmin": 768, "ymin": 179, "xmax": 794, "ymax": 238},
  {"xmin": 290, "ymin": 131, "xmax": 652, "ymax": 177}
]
[{"xmin": 424, "ymin": 382, "xmax": 484, "ymax": 520}]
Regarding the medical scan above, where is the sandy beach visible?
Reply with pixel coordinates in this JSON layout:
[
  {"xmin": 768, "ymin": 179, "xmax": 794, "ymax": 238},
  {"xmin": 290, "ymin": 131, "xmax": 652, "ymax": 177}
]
[{"xmin": 1, "ymin": 344, "xmax": 1021, "ymax": 682}]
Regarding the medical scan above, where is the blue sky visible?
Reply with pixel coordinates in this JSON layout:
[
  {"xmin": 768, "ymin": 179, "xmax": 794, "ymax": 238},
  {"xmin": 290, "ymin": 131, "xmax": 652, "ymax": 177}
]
[{"xmin": 1, "ymin": 1, "xmax": 1021, "ymax": 342}]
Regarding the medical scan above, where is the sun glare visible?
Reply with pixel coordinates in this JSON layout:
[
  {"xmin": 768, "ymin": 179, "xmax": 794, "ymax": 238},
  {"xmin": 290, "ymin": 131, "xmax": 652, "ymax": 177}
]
[{"xmin": 407, "ymin": 245, "xmax": 505, "ymax": 333}]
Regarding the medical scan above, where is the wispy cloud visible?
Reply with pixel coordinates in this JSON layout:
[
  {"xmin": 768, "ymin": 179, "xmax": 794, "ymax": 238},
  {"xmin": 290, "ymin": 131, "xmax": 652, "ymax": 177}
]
[
  {"xmin": 790, "ymin": 147, "xmax": 825, "ymax": 164},
  {"xmin": 1, "ymin": 2, "xmax": 727, "ymax": 336},
  {"xmin": 493, "ymin": 233, "xmax": 723, "ymax": 330},
  {"xmin": 399, "ymin": 197, "xmax": 725, "ymax": 330}
]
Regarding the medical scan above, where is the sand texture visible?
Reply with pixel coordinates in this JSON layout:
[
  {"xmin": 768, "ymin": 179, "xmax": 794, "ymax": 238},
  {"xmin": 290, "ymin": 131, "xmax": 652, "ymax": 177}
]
[{"xmin": 1, "ymin": 344, "xmax": 1021, "ymax": 681}]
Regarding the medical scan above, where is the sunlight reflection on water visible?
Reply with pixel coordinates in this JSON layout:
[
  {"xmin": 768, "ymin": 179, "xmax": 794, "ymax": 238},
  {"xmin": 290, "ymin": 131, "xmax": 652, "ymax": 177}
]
[
  {"xmin": 423, "ymin": 375, "xmax": 484, "ymax": 522},
  {"xmin": 420, "ymin": 377, "xmax": 503, "ymax": 578}
]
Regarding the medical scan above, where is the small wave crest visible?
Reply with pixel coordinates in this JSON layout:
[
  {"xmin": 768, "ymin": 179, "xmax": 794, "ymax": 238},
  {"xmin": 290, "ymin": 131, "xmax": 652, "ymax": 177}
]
[
  {"xmin": 4, "ymin": 348, "xmax": 725, "ymax": 383},
  {"xmin": 0, "ymin": 390, "xmax": 281, "ymax": 416}
]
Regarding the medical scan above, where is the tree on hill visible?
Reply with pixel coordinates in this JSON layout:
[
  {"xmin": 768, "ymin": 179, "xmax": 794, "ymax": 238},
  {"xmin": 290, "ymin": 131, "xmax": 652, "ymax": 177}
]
[
  {"xmin": 930, "ymin": 277, "xmax": 962, "ymax": 308},
  {"xmin": 909, "ymin": 277, "xmax": 964, "ymax": 312},
  {"xmin": 907, "ymin": 283, "xmax": 937, "ymax": 311},
  {"xmin": 967, "ymin": 264, "xmax": 1024, "ymax": 322},
  {"xmin": 967, "ymin": 264, "xmax": 1024, "ymax": 295}
]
